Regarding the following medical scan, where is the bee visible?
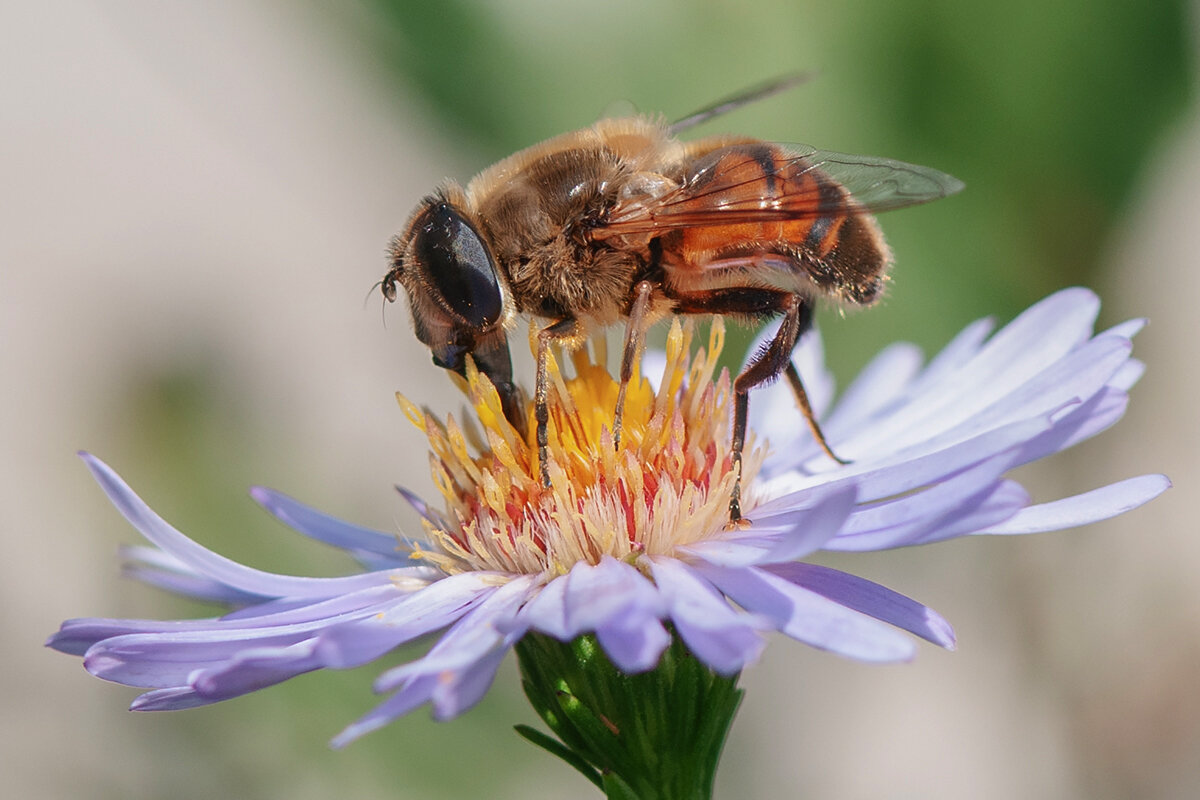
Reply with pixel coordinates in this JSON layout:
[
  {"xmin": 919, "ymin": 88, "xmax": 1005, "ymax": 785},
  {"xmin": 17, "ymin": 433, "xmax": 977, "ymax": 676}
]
[{"xmin": 382, "ymin": 77, "xmax": 963, "ymax": 521}]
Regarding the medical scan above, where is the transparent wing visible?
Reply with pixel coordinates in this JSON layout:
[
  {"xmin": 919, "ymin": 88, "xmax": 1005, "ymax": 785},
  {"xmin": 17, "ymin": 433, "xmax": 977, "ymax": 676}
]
[
  {"xmin": 668, "ymin": 73, "xmax": 817, "ymax": 134},
  {"xmin": 594, "ymin": 144, "xmax": 964, "ymax": 238}
]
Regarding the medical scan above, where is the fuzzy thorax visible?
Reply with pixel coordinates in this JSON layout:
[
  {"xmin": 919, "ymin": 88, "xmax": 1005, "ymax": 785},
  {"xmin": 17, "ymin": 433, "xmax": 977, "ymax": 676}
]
[{"xmin": 399, "ymin": 319, "xmax": 765, "ymax": 577}]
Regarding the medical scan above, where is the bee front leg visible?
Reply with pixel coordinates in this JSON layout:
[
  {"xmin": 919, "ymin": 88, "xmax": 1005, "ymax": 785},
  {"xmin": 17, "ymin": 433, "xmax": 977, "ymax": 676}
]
[
  {"xmin": 535, "ymin": 318, "xmax": 580, "ymax": 489},
  {"xmin": 613, "ymin": 281, "xmax": 654, "ymax": 450}
]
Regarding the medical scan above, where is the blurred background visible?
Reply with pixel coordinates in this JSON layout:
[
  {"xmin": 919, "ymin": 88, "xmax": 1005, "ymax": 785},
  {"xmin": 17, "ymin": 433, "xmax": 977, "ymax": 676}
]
[{"xmin": 3, "ymin": 1, "xmax": 1197, "ymax": 797}]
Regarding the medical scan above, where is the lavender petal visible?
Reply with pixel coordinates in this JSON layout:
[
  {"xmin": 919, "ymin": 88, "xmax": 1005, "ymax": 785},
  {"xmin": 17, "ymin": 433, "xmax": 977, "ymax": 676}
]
[
  {"xmin": 763, "ymin": 562, "xmax": 956, "ymax": 648},
  {"xmin": 330, "ymin": 675, "xmax": 439, "ymax": 749},
  {"xmin": 561, "ymin": 557, "xmax": 666, "ymax": 637},
  {"xmin": 430, "ymin": 647, "xmax": 509, "ymax": 721},
  {"xmin": 594, "ymin": 613, "xmax": 672, "ymax": 674},
  {"xmin": 118, "ymin": 545, "xmax": 272, "ymax": 605},
  {"xmin": 81, "ymin": 453, "xmax": 414, "ymax": 599},
  {"xmin": 249, "ymin": 486, "xmax": 418, "ymax": 564},
  {"xmin": 682, "ymin": 483, "xmax": 857, "ymax": 567},
  {"xmin": 192, "ymin": 639, "xmax": 323, "ymax": 700},
  {"xmin": 315, "ymin": 572, "xmax": 500, "ymax": 669},
  {"xmin": 372, "ymin": 577, "xmax": 533, "ymax": 692},
  {"xmin": 698, "ymin": 564, "xmax": 917, "ymax": 662},
  {"xmin": 130, "ymin": 687, "xmax": 214, "ymax": 711},
  {"xmin": 976, "ymin": 475, "xmax": 1170, "ymax": 535},
  {"xmin": 516, "ymin": 573, "xmax": 570, "ymax": 639},
  {"xmin": 648, "ymin": 557, "xmax": 767, "ymax": 674},
  {"xmin": 561, "ymin": 558, "xmax": 670, "ymax": 672},
  {"xmin": 753, "ymin": 416, "xmax": 1051, "ymax": 515}
]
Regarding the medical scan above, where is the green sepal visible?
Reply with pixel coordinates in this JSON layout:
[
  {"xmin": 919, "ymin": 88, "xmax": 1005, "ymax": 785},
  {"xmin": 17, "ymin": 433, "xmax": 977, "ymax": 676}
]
[
  {"xmin": 513, "ymin": 724, "xmax": 604, "ymax": 790},
  {"xmin": 515, "ymin": 631, "xmax": 743, "ymax": 800},
  {"xmin": 601, "ymin": 772, "xmax": 644, "ymax": 800}
]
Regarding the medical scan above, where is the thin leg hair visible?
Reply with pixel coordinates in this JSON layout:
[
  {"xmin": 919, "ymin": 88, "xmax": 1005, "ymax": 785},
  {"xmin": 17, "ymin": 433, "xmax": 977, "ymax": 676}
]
[{"xmin": 534, "ymin": 318, "xmax": 578, "ymax": 488}]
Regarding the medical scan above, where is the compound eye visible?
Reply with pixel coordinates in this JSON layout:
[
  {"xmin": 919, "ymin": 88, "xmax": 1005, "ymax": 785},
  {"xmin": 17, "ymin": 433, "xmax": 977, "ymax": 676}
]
[{"xmin": 412, "ymin": 203, "xmax": 503, "ymax": 328}]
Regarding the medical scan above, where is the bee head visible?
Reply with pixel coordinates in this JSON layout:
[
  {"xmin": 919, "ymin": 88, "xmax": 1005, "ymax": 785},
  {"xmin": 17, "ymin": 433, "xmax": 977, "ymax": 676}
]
[{"xmin": 383, "ymin": 194, "xmax": 526, "ymax": 434}]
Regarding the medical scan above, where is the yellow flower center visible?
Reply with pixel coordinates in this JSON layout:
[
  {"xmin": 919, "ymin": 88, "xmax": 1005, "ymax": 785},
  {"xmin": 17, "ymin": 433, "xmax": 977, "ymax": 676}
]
[{"xmin": 399, "ymin": 319, "xmax": 765, "ymax": 578}]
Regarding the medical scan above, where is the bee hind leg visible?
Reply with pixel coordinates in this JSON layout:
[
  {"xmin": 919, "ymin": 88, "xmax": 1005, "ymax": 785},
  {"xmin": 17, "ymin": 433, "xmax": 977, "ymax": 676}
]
[
  {"xmin": 785, "ymin": 360, "xmax": 848, "ymax": 466},
  {"xmin": 728, "ymin": 294, "xmax": 846, "ymax": 523}
]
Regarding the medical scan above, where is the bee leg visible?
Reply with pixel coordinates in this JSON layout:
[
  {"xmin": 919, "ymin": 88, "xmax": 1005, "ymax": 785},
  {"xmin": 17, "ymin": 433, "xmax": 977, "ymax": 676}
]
[
  {"xmin": 729, "ymin": 294, "xmax": 809, "ymax": 522},
  {"xmin": 613, "ymin": 281, "xmax": 654, "ymax": 450},
  {"xmin": 784, "ymin": 361, "xmax": 848, "ymax": 466},
  {"xmin": 776, "ymin": 298, "xmax": 848, "ymax": 465},
  {"xmin": 535, "ymin": 318, "xmax": 579, "ymax": 489}
]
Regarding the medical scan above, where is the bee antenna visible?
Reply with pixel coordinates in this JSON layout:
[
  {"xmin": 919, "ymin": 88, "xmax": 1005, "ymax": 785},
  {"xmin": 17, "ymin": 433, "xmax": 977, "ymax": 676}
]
[
  {"xmin": 669, "ymin": 71, "xmax": 820, "ymax": 135},
  {"xmin": 364, "ymin": 280, "xmax": 392, "ymax": 328},
  {"xmin": 364, "ymin": 280, "xmax": 385, "ymax": 308}
]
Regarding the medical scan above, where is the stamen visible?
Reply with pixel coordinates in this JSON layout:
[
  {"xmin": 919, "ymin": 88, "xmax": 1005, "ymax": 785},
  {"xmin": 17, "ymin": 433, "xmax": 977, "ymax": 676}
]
[{"xmin": 399, "ymin": 319, "xmax": 766, "ymax": 577}]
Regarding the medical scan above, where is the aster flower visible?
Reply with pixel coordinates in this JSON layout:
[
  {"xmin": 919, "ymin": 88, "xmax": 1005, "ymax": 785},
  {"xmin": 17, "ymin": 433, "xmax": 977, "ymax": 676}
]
[{"xmin": 48, "ymin": 288, "xmax": 1166, "ymax": 794}]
